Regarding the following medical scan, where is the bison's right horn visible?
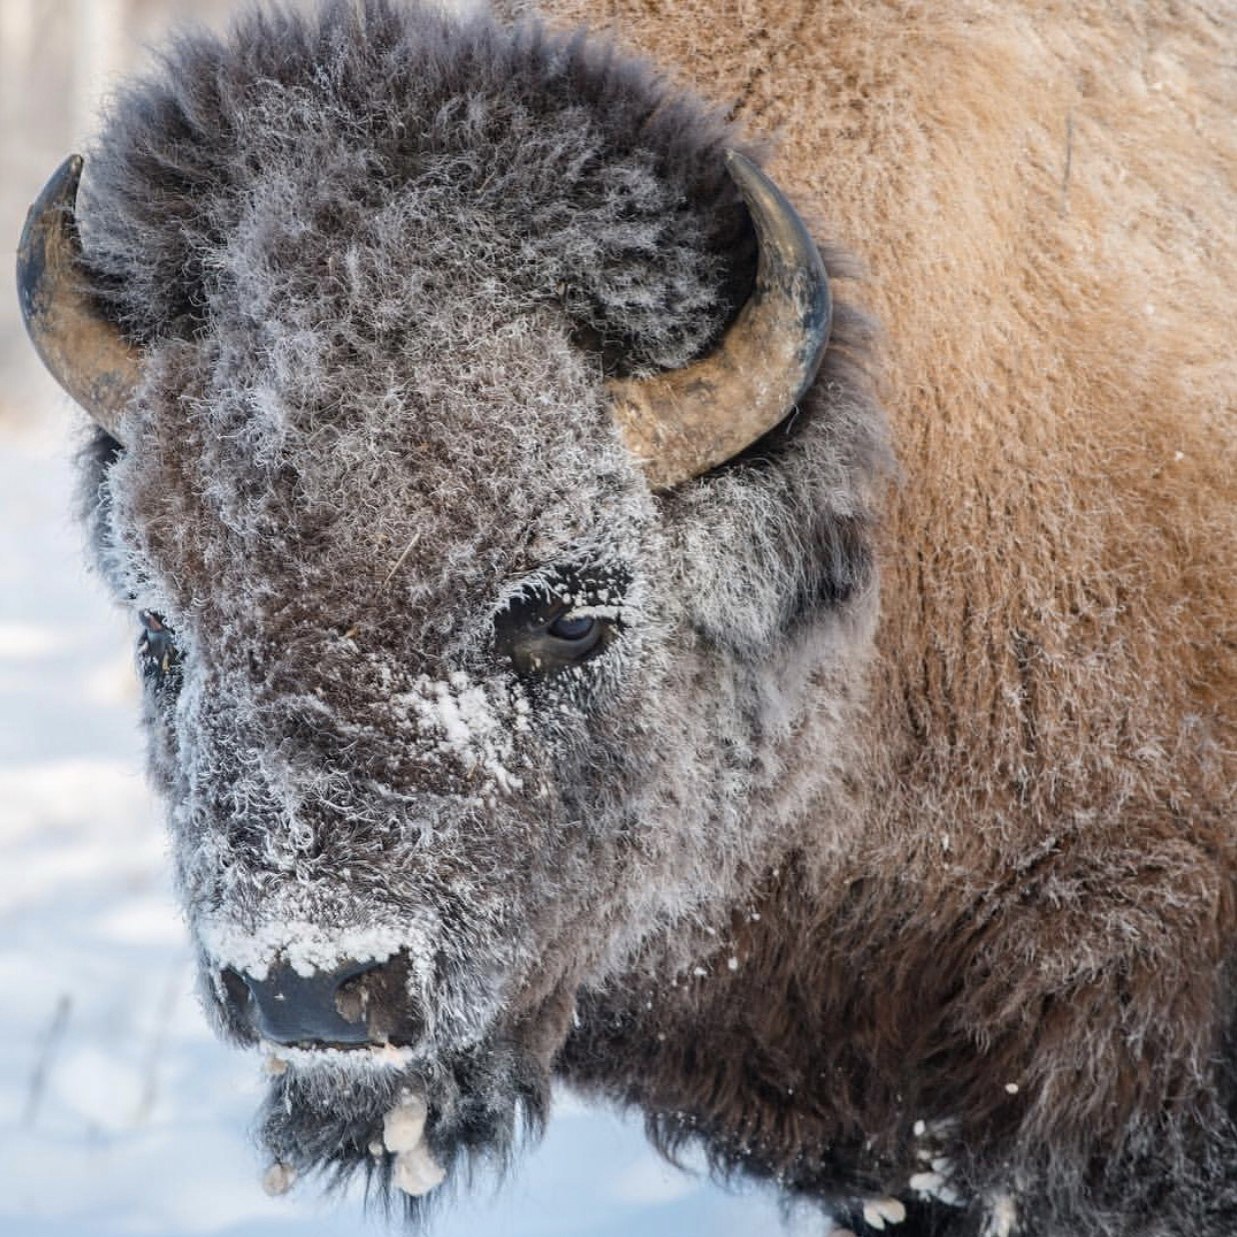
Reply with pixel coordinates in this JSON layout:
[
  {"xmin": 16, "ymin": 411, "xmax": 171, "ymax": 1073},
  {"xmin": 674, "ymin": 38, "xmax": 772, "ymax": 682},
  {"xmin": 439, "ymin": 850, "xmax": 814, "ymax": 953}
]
[
  {"xmin": 17, "ymin": 155, "xmax": 141, "ymax": 440},
  {"xmin": 608, "ymin": 149, "xmax": 832, "ymax": 492}
]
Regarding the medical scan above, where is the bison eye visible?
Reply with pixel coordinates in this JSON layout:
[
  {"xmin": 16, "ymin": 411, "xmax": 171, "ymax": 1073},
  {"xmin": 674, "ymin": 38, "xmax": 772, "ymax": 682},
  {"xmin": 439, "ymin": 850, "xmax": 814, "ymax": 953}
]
[
  {"xmin": 494, "ymin": 561, "xmax": 628, "ymax": 677},
  {"xmin": 547, "ymin": 613, "xmax": 597, "ymax": 642},
  {"xmin": 494, "ymin": 594, "xmax": 617, "ymax": 675},
  {"xmin": 137, "ymin": 610, "xmax": 181, "ymax": 691},
  {"xmin": 497, "ymin": 604, "xmax": 610, "ymax": 676}
]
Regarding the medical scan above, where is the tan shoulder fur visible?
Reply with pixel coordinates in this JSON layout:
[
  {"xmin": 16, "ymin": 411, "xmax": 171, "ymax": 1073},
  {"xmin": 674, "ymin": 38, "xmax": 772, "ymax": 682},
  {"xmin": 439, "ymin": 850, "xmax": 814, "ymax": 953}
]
[
  {"xmin": 518, "ymin": 0, "xmax": 1236, "ymax": 853},
  {"xmin": 525, "ymin": 2, "xmax": 1237, "ymax": 1185}
]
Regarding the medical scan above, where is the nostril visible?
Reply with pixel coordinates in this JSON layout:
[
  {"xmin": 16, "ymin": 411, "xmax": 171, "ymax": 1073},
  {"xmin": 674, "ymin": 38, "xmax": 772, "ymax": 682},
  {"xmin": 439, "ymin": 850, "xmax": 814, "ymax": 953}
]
[
  {"xmin": 334, "ymin": 963, "xmax": 381, "ymax": 1027},
  {"xmin": 334, "ymin": 958, "xmax": 426, "ymax": 1048},
  {"xmin": 221, "ymin": 966, "xmax": 253, "ymax": 1014},
  {"xmin": 216, "ymin": 954, "xmax": 424, "ymax": 1049}
]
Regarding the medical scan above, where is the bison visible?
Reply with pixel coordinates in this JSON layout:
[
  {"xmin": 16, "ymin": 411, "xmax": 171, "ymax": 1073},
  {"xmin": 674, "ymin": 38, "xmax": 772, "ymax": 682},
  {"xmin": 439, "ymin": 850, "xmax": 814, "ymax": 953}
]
[{"xmin": 17, "ymin": 0, "xmax": 1236, "ymax": 1233}]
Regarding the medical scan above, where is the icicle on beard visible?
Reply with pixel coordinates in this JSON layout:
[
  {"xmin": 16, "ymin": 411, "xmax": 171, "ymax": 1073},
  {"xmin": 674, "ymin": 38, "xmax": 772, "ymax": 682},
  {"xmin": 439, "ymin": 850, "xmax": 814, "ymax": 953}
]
[{"xmin": 256, "ymin": 1033, "xmax": 551, "ymax": 1224}]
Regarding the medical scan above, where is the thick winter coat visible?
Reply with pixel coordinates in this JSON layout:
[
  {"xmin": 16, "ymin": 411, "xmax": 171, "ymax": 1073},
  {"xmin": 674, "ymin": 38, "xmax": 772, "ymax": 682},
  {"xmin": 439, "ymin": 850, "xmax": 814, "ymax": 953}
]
[{"xmin": 18, "ymin": 1, "xmax": 1235, "ymax": 1234}]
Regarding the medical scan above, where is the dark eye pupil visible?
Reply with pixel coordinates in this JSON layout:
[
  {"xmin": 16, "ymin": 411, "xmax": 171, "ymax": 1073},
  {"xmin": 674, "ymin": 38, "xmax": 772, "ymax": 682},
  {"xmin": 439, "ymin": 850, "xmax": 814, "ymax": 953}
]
[{"xmin": 548, "ymin": 613, "xmax": 596, "ymax": 641}]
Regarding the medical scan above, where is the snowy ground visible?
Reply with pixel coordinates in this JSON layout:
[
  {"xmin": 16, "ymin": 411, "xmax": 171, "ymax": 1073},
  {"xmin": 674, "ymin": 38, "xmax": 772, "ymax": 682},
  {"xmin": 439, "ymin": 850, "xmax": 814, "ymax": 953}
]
[{"xmin": 0, "ymin": 414, "xmax": 813, "ymax": 1236}]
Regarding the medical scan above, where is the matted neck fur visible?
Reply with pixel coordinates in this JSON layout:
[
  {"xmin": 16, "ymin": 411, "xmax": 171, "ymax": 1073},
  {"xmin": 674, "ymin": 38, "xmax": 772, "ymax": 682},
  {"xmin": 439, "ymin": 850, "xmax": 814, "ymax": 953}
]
[{"xmin": 60, "ymin": 1, "xmax": 1236, "ymax": 1235}]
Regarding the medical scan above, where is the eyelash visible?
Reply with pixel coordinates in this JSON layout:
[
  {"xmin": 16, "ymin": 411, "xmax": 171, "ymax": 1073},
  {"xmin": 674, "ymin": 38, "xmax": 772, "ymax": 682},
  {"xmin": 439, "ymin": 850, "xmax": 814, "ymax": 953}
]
[{"xmin": 493, "ymin": 584, "xmax": 622, "ymax": 677}]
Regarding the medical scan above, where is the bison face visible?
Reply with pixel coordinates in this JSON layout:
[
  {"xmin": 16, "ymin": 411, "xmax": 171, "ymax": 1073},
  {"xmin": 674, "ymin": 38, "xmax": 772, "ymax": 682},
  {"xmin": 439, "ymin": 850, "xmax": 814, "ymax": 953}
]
[
  {"xmin": 92, "ymin": 305, "xmax": 829, "ymax": 1196},
  {"xmin": 24, "ymin": 0, "xmax": 883, "ymax": 1211},
  {"xmin": 101, "ymin": 322, "xmax": 700, "ymax": 1186}
]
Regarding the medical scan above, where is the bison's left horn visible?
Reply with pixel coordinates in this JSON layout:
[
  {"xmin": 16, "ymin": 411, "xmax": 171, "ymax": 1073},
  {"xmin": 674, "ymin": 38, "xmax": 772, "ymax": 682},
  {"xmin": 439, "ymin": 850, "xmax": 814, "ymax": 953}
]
[
  {"xmin": 17, "ymin": 155, "xmax": 141, "ymax": 440},
  {"xmin": 608, "ymin": 150, "xmax": 832, "ymax": 491}
]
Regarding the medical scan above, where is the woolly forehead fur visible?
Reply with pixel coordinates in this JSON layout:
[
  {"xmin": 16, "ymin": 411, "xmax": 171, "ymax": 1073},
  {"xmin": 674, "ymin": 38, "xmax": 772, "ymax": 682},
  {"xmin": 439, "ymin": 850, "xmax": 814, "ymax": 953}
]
[{"xmin": 74, "ymin": 0, "xmax": 884, "ymax": 1194}]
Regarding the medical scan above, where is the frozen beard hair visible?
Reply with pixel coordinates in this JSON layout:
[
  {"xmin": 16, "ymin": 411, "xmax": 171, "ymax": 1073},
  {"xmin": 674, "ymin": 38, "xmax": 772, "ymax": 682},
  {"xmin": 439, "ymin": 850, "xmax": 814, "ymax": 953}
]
[
  {"xmin": 258, "ymin": 1035, "xmax": 546, "ymax": 1212},
  {"xmin": 72, "ymin": 0, "xmax": 885, "ymax": 1219}
]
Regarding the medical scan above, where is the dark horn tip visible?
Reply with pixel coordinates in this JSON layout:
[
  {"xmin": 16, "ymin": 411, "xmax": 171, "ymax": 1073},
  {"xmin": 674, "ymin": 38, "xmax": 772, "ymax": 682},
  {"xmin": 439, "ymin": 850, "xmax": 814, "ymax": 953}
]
[
  {"xmin": 58, "ymin": 152, "xmax": 85, "ymax": 187},
  {"xmin": 723, "ymin": 146, "xmax": 832, "ymax": 391},
  {"xmin": 18, "ymin": 154, "xmax": 86, "ymax": 311},
  {"xmin": 722, "ymin": 148, "xmax": 754, "ymax": 176},
  {"xmin": 22, "ymin": 153, "xmax": 85, "ymax": 232}
]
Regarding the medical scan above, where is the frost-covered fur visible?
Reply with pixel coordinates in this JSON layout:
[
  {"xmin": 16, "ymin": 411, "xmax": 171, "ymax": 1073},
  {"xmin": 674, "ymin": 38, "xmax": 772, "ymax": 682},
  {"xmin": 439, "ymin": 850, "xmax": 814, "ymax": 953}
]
[{"xmin": 68, "ymin": 1, "xmax": 1235, "ymax": 1235}]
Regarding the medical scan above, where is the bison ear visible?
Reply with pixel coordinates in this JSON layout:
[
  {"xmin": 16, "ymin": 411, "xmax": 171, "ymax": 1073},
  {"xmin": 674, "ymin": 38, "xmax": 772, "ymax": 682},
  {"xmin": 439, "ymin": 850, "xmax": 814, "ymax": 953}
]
[
  {"xmin": 17, "ymin": 155, "xmax": 142, "ymax": 442},
  {"xmin": 607, "ymin": 150, "xmax": 831, "ymax": 492}
]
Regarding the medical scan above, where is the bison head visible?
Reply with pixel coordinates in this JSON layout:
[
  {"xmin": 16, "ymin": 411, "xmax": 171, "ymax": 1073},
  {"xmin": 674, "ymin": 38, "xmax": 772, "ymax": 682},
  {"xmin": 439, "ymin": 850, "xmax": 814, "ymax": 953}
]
[{"xmin": 19, "ymin": 0, "xmax": 885, "ymax": 1213}]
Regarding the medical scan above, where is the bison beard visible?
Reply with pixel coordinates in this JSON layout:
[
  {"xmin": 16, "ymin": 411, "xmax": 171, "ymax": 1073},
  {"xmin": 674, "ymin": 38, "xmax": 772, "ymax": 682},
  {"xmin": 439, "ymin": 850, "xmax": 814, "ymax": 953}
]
[{"xmin": 258, "ymin": 1036, "xmax": 549, "ymax": 1215}]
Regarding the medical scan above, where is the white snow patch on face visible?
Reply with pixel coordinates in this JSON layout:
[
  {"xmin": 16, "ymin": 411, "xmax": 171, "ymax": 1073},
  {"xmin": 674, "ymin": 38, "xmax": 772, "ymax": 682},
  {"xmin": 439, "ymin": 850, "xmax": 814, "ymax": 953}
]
[
  {"xmin": 198, "ymin": 917, "xmax": 433, "ymax": 981},
  {"xmin": 561, "ymin": 601, "xmax": 624, "ymax": 622},
  {"xmin": 262, "ymin": 1040, "xmax": 417, "ymax": 1075},
  {"xmin": 393, "ymin": 672, "xmax": 524, "ymax": 794}
]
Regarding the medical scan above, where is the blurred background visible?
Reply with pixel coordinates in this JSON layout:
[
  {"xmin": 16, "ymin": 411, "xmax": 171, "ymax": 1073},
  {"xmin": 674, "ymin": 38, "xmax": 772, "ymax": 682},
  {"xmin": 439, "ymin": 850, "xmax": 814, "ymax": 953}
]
[{"xmin": 0, "ymin": 1, "xmax": 805, "ymax": 1233}]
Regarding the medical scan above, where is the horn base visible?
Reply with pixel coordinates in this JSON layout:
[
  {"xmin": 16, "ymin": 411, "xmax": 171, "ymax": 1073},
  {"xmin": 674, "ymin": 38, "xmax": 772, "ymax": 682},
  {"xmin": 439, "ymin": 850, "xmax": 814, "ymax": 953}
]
[
  {"xmin": 17, "ymin": 155, "xmax": 141, "ymax": 439},
  {"xmin": 609, "ymin": 150, "xmax": 832, "ymax": 492}
]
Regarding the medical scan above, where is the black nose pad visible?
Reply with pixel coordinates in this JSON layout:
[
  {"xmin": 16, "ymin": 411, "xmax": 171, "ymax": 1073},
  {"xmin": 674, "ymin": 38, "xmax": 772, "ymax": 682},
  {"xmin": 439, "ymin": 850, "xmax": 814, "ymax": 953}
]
[{"xmin": 221, "ymin": 956, "xmax": 422, "ymax": 1048}]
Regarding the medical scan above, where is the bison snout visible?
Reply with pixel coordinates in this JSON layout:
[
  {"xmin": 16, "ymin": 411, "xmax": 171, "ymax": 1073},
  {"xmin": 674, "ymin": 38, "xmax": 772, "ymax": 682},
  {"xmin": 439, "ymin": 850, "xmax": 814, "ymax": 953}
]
[{"xmin": 221, "ymin": 954, "xmax": 426, "ymax": 1049}]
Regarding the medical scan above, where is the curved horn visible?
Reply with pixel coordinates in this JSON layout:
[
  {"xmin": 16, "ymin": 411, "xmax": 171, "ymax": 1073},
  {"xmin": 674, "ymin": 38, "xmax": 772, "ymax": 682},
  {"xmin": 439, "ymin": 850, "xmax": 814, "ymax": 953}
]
[
  {"xmin": 17, "ymin": 155, "xmax": 141, "ymax": 439},
  {"xmin": 608, "ymin": 150, "xmax": 832, "ymax": 491}
]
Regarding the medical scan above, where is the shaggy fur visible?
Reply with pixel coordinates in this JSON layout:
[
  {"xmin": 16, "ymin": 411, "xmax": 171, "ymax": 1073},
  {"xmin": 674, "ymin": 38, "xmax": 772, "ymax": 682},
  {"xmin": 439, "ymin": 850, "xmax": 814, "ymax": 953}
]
[
  {"xmin": 62, "ymin": 0, "xmax": 1234, "ymax": 1234},
  {"xmin": 519, "ymin": 2, "xmax": 1237, "ymax": 1232}
]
